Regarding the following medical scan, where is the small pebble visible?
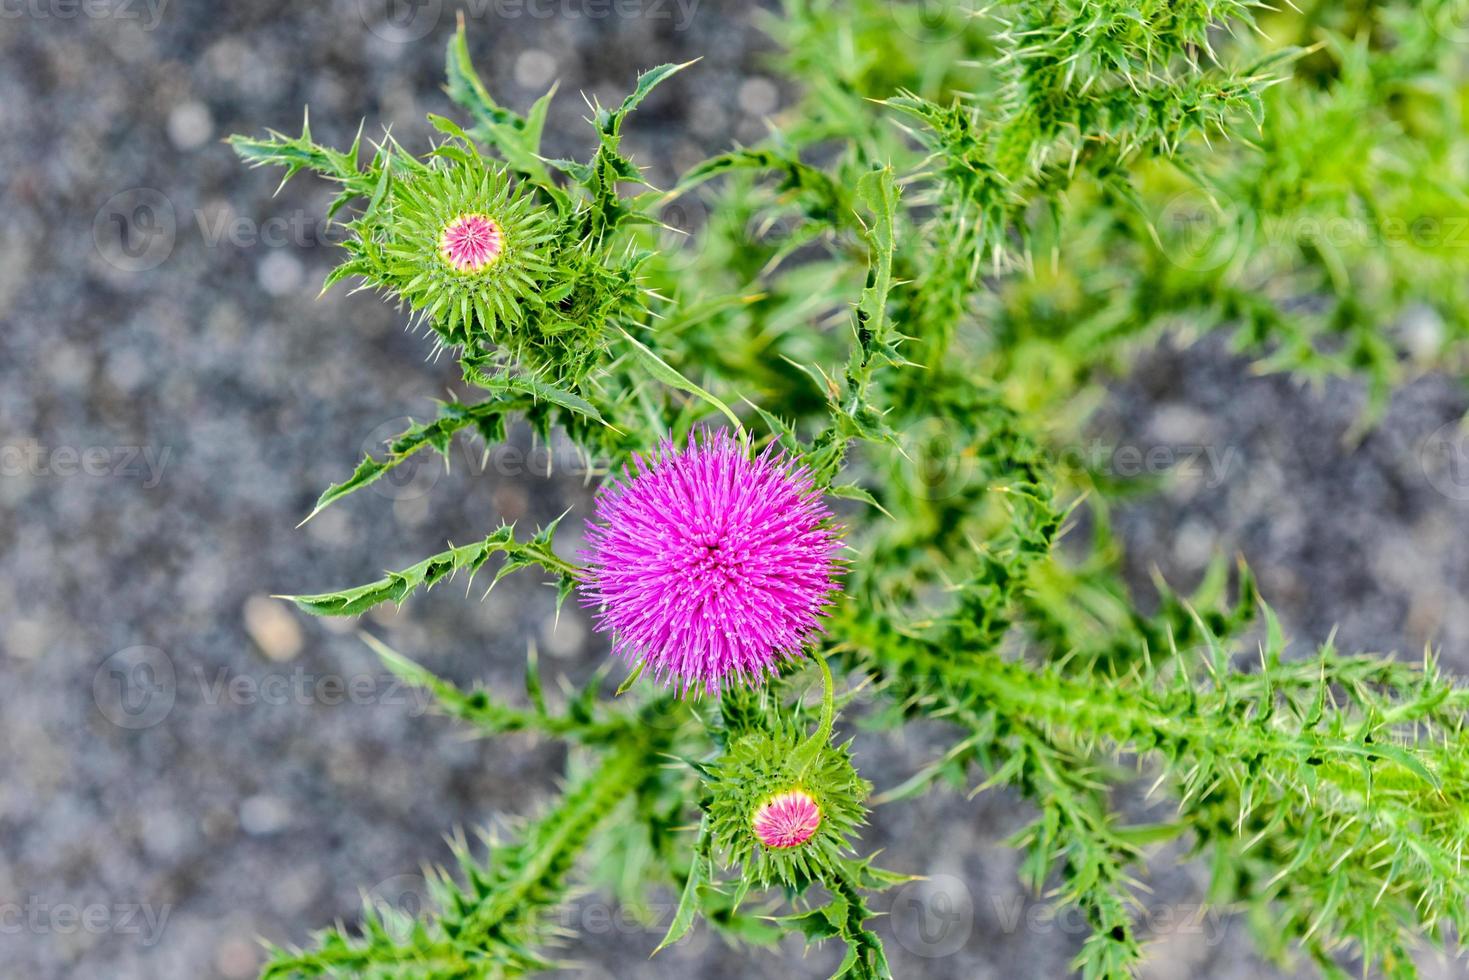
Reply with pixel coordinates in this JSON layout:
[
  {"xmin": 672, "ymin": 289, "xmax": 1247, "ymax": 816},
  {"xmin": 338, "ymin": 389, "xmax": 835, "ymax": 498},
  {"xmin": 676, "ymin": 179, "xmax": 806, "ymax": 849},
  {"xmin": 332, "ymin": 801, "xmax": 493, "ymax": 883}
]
[
  {"xmin": 1399, "ymin": 304, "xmax": 1445, "ymax": 362},
  {"xmin": 737, "ymin": 77, "xmax": 779, "ymax": 116},
  {"xmin": 167, "ymin": 101, "xmax": 214, "ymax": 151},
  {"xmin": 215, "ymin": 936, "xmax": 260, "ymax": 979},
  {"xmin": 541, "ymin": 614, "xmax": 586, "ymax": 658},
  {"xmin": 256, "ymin": 252, "xmax": 304, "ymax": 297},
  {"xmin": 243, "ymin": 595, "xmax": 303, "ymax": 662},
  {"xmin": 515, "ymin": 49, "xmax": 557, "ymax": 90},
  {"xmin": 239, "ymin": 794, "xmax": 292, "ymax": 837},
  {"xmin": 1172, "ymin": 518, "xmax": 1216, "ymax": 570}
]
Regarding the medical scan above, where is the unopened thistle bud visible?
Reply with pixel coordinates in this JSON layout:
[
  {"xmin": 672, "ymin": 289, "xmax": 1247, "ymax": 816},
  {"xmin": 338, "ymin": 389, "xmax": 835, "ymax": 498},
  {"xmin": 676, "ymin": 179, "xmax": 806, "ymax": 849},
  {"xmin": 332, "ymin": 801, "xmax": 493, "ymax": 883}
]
[
  {"xmin": 752, "ymin": 789, "xmax": 822, "ymax": 849},
  {"xmin": 705, "ymin": 659, "xmax": 869, "ymax": 887},
  {"xmin": 343, "ymin": 152, "xmax": 555, "ymax": 354}
]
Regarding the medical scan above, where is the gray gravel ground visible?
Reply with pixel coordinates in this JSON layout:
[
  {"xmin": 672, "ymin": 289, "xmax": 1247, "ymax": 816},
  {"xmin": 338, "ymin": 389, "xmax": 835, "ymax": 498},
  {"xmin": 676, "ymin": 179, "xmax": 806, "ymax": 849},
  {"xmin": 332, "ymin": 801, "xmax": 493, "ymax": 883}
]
[{"xmin": 4, "ymin": 2, "xmax": 1469, "ymax": 978}]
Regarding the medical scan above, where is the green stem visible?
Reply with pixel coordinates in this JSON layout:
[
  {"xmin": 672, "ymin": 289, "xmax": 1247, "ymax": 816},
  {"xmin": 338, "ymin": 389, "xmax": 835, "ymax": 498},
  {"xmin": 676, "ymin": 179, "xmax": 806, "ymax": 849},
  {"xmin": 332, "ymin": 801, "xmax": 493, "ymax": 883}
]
[
  {"xmin": 265, "ymin": 738, "xmax": 648, "ymax": 977},
  {"xmin": 793, "ymin": 653, "xmax": 835, "ymax": 780},
  {"xmin": 456, "ymin": 738, "xmax": 645, "ymax": 943}
]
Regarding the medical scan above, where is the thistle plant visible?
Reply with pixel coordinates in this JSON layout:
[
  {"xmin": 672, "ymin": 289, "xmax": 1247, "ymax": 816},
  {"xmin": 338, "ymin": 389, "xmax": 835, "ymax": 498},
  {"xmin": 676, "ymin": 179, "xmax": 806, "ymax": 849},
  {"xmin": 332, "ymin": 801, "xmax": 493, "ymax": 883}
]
[{"xmin": 235, "ymin": 4, "xmax": 1469, "ymax": 978}]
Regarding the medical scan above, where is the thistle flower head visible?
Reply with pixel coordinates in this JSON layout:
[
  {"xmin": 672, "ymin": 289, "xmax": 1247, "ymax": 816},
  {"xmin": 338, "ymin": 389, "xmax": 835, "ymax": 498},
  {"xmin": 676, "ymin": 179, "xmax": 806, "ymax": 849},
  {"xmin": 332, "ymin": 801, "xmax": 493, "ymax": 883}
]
[
  {"xmin": 579, "ymin": 428, "xmax": 842, "ymax": 696},
  {"xmin": 360, "ymin": 154, "xmax": 555, "ymax": 352},
  {"xmin": 753, "ymin": 789, "xmax": 821, "ymax": 849}
]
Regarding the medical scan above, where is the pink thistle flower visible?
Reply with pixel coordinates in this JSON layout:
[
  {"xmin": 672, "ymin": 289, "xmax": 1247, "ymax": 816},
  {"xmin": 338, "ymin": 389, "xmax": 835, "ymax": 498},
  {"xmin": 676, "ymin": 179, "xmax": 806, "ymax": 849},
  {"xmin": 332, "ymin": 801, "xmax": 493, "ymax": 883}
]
[
  {"xmin": 752, "ymin": 789, "xmax": 822, "ymax": 849},
  {"xmin": 579, "ymin": 429, "xmax": 842, "ymax": 695},
  {"xmin": 439, "ymin": 213, "xmax": 503, "ymax": 273}
]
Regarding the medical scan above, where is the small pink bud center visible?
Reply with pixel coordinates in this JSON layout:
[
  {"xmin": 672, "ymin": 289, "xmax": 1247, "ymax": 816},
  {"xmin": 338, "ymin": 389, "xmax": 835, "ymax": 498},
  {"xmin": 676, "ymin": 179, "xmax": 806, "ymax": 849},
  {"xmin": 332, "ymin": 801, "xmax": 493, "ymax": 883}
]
[
  {"xmin": 753, "ymin": 789, "xmax": 821, "ymax": 849},
  {"xmin": 439, "ymin": 213, "xmax": 503, "ymax": 273}
]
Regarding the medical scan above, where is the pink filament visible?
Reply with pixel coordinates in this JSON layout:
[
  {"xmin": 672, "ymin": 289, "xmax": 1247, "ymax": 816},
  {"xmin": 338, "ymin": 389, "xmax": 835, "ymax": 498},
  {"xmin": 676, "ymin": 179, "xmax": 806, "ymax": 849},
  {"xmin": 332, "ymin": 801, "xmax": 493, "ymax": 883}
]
[
  {"xmin": 580, "ymin": 429, "xmax": 842, "ymax": 695},
  {"xmin": 753, "ymin": 790, "xmax": 822, "ymax": 849},
  {"xmin": 439, "ymin": 213, "xmax": 503, "ymax": 272}
]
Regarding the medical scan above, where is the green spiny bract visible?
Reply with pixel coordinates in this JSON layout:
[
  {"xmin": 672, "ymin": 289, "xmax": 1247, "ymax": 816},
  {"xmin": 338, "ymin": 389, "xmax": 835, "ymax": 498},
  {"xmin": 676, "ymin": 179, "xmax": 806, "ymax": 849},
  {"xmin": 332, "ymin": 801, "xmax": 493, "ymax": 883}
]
[
  {"xmin": 335, "ymin": 149, "xmax": 556, "ymax": 358},
  {"xmin": 236, "ymin": 4, "xmax": 1469, "ymax": 979},
  {"xmin": 704, "ymin": 719, "xmax": 870, "ymax": 890}
]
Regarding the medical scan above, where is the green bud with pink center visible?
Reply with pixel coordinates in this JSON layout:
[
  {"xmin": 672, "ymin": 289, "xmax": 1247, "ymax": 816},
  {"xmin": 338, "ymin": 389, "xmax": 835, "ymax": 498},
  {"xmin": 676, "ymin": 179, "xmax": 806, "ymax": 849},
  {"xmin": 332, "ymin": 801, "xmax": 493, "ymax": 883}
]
[
  {"xmin": 325, "ymin": 146, "xmax": 557, "ymax": 368},
  {"xmin": 704, "ymin": 657, "xmax": 870, "ymax": 888}
]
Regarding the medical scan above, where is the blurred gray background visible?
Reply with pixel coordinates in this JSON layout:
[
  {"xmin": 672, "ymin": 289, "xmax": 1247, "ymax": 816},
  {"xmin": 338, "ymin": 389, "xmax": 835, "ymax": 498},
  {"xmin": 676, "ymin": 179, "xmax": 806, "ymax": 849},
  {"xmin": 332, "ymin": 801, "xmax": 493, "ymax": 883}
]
[{"xmin": 4, "ymin": 1, "xmax": 1469, "ymax": 978}]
